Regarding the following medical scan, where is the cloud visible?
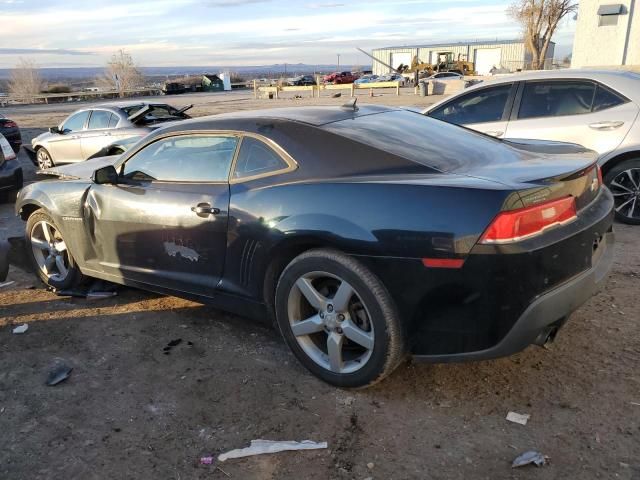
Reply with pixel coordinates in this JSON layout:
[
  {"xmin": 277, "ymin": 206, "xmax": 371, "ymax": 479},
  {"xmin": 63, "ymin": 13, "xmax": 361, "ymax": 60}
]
[
  {"xmin": 207, "ymin": 0, "xmax": 271, "ymax": 6},
  {"xmin": 307, "ymin": 2, "xmax": 345, "ymax": 7},
  {"xmin": 0, "ymin": 48, "xmax": 95, "ymax": 56}
]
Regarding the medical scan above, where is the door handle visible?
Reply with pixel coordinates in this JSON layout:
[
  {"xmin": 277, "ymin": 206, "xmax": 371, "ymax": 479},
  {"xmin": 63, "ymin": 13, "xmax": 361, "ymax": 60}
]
[
  {"xmin": 589, "ymin": 121, "xmax": 624, "ymax": 130},
  {"xmin": 485, "ymin": 130, "xmax": 504, "ymax": 137},
  {"xmin": 191, "ymin": 203, "xmax": 220, "ymax": 216}
]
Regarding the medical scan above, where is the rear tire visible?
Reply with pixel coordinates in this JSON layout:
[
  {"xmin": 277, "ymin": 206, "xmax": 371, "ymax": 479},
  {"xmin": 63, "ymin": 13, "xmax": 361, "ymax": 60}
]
[
  {"xmin": 604, "ymin": 158, "xmax": 640, "ymax": 225},
  {"xmin": 26, "ymin": 210, "xmax": 84, "ymax": 289},
  {"xmin": 275, "ymin": 249, "xmax": 406, "ymax": 388}
]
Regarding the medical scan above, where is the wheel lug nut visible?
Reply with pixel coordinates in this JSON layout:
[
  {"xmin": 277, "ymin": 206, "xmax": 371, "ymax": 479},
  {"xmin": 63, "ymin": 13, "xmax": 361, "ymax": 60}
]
[
  {"xmin": 336, "ymin": 327, "xmax": 343, "ymax": 334},
  {"xmin": 319, "ymin": 312, "xmax": 325, "ymax": 319},
  {"xmin": 338, "ymin": 314, "xmax": 345, "ymax": 321},
  {"xmin": 327, "ymin": 304, "xmax": 334, "ymax": 312}
]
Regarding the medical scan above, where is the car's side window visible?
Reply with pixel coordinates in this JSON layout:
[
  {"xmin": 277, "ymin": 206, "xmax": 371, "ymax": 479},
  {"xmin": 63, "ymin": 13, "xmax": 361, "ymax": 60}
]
[
  {"xmin": 121, "ymin": 135, "xmax": 238, "ymax": 183},
  {"xmin": 61, "ymin": 111, "xmax": 90, "ymax": 133},
  {"xmin": 88, "ymin": 110, "xmax": 112, "ymax": 130},
  {"xmin": 108, "ymin": 114, "xmax": 120, "ymax": 128},
  {"xmin": 592, "ymin": 85, "xmax": 626, "ymax": 112},
  {"xmin": 233, "ymin": 137, "xmax": 289, "ymax": 180},
  {"xmin": 429, "ymin": 84, "xmax": 513, "ymax": 125},
  {"xmin": 518, "ymin": 81, "xmax": 596, "ymax": 119}
]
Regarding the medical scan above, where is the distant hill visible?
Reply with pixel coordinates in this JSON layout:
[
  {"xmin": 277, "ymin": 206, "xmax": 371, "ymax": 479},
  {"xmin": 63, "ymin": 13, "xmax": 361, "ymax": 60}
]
[{"xmin": 0, "ymin": 64, "xmax": 372, "ymax": 81}]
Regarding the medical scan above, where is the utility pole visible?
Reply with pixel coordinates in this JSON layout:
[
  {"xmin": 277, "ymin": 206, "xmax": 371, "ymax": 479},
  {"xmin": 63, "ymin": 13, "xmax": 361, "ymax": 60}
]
[{"xmin": 337, "ymin": 54, "xmax": 340, "ymax": 70}]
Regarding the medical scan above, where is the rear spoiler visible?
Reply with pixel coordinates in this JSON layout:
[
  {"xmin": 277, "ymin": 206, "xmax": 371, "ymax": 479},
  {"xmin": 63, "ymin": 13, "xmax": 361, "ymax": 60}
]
[{"xmin": 127, "ymin": 104, "xmax": 193, "ymax": 124}]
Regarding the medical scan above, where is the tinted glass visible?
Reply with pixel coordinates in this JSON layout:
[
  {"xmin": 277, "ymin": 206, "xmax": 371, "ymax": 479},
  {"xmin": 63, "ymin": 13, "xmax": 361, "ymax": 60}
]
[
  {"xmin": 62, "ymin": 111, "xmax": 90, "ymax": 132},
  {"xmin": 233, "ymin": 137, "xmax": 288, "ymax": 179},
  {"xmin": 122, "ymin": 135, "xmax": 238, "ymax": 182},
  {"xmin": 518, "ymin": 81, "xmax": 595, "ymax": 119},
  {"xmin": 108, "ymin": 114, "xmax": 120, "ymax": 128},
  {"xmin": 429, "ymin": 84, "xmax": 512, "ymax": 125},
  {"xmin": 592, "ymin": 85, "xmax": 625, "ymax": 112},
  {"xmin": 88, "ymin": 110, "xmax": 112, "ymax": 129}
]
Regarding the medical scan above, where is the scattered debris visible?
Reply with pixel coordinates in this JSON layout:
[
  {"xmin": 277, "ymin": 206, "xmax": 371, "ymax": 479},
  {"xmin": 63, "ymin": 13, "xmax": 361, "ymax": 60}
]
[
  {"xmin": 631, "ymin": 402, "xmax": 640, "ymax": 406},
  {"xmin": 506, "ymin": 411, "xmax": 530, "ymax": 425},
  {"xmin": 216, "ymin": 466, "xmax": 231, "ymax": 477},
  {"xmin": 218, "ymin": 439, "xmax": 328, "ymax": 461},
  {"xmin": 367, "ymin": 462, "xmax": 374, "ymax": 470},
  {"xmin": 200, "ymin": 456, "xmax": 214, "ymax": 465},
  {"xmin": 512, "ymin": 450, "xmax": 547, "ymax": 468},
  {"xmin": 163, "ymin": 339, "xmax": 182, "ymax": 355},
  {"xmin": 0, "ymin": 280, "xmax": 15, "ymax": 289},
  {"xmin": 12, "ymin": 324, "xmax": 28, "ymax": 334},
  {"xmin": 331, "ymin": 92, "xmax": 342, "ymax": 98},
  {"xmin": 46, "ymin": 363, "xmax": 73, "ymax": 386}
]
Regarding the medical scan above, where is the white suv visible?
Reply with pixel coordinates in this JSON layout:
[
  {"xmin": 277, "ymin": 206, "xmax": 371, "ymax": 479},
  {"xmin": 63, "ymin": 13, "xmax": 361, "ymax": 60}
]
[{"xmin": 423, "ymin": 70, "xmax": 640, "ymax": 224}]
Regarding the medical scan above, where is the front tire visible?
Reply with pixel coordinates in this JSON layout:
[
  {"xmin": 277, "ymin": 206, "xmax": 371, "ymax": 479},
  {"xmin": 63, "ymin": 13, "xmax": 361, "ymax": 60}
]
[
  {"xmin": 26, "ymin": 210, "xmax": 84, "ymax": 289},
  {"xmin": 604, "ymin": 158, "xmax": 640, "ymax": 225},
  {"xmin": 275, "ymin": 249, "xmax": 406, "ymax": 388},
  {"xmin": 36, "ymin": 147, "xmax": 54, "ymax": 170}
]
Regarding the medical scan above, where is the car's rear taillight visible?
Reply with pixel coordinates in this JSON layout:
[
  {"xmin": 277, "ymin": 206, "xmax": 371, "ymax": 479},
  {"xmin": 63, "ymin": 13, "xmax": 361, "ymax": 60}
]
[
  {"xmin": 2, "ymin": 120, "xmax": 17, "ymax": 128},
  {"xmin": 480, "ymin": 196, "xmax": 577, "ymax": 244}
]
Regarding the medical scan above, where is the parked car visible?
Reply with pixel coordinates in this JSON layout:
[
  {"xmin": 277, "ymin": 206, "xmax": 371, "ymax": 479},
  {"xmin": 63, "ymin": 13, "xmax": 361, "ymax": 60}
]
[
  {"xmin": 0, "ymin": 113, "xmax": 22, "ymax": 154},
  {"xmin": 423, "ymin": 70, "xmax": 640, "ymax": 224},
  {"xmin": 16, "ymin": 105, "xmax": 614, "ymax": 387},
  {"xmin": 426, "ymin": 72, "xmax": 464, "ymax": 81},
  {"xmin": 29, "ymin": 102, "xmax": 193, "ymax": 169},
  {"xmin": 354, "ymin": 74, "xmax": 379, "ymax": 85},
  {"xmin": 288, "ymin": 75, "xmax": 316, "ymax": 86},
  {"xmin": 0, "ymin": 133, "xmax": 22, "ymax": 202},
  {"xmin": 323, "ymin": 71, "xmax": 359, "ymax": 84},
  {"xmin": 377, "ymin": 73, "xmax": 406, "ymax": 86},
  {"xmin": 86, "ymin": 135, "xmax": 145, "ymax": 160}
]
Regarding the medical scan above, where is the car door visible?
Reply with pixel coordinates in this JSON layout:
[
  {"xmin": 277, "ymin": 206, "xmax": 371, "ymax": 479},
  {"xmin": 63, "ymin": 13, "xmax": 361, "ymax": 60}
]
[
  {"xmin": 426, "ymin": 83, "xmax": 516, "ymax": 138},
  {"xmin": 46, "ymin": 110, "xmax": 90, "ymax": 164},
  {"xmin": 504, "ymin": 80, "xmax": 639, "ymax": 155},
  {"xmin": 80, "ymin": 110, "xmax": 118, "ymax": 160},
  {"xmin": 83, "ymin": 133, "xmax": 239, "ymax": 297}
]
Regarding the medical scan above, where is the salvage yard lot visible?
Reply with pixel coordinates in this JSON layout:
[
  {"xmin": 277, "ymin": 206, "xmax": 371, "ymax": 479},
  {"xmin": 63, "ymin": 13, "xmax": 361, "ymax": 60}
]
[{"xmin": 1, "ymin": 90, "xmax": 639, "ymax": 479}]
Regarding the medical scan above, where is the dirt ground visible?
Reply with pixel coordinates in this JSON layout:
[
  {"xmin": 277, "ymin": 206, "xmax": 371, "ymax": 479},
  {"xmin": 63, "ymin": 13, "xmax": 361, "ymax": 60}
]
[{"xmin": 1, "ymin": 90, "xmax": 639, "ymax": 480}]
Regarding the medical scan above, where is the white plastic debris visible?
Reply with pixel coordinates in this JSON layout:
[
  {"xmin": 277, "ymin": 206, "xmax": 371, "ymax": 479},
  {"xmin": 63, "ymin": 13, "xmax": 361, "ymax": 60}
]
[
  {"xmin": 218, "ymin": 440, "xmax": 328, "ymax": 462},
  {"xmin": 506, "ymin": 411, "xmax": 530, "ymax": 425},
  {"xmin": 0, "ymin": 281, "xmax": 15, "ymax": 289},
  {"xmin": 12, "ymin": 324, "xmax": 28, "ymax": 334},
  {"xmin": 512, "ymin": 450, "xmax": 547, "ymax": 468}
]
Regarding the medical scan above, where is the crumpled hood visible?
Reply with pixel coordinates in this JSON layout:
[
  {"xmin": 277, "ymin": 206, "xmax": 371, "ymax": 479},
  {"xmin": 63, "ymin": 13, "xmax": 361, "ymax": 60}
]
[{"xmin": 38, "ymin": 155, "xmax": 119, "ymax": 180}]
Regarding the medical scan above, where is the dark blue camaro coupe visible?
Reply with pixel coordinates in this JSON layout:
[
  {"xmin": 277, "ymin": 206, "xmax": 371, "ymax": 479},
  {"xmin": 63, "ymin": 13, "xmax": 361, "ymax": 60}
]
[{"xmin": 15, "ymin": 104, "xmax": 614, "ymax": 387}]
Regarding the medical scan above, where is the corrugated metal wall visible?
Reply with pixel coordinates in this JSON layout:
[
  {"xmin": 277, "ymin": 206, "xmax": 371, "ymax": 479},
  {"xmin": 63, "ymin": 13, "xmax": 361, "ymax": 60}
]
[{"xmin": 371, "ymin": 42, "xmax": 543, "ymax": 75}]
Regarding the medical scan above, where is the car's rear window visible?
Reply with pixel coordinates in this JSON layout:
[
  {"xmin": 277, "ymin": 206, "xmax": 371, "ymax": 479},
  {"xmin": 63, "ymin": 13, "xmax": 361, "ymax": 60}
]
[{"xmin": 323, "ymin": 110, "xmax": 502, "ymax": 172}]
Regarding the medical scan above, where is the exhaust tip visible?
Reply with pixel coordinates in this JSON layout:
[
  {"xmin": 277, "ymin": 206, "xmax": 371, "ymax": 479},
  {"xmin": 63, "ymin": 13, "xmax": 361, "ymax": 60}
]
[{"xmin": 534, "ymin": 326, "xmax": 559, "ymax": 348}]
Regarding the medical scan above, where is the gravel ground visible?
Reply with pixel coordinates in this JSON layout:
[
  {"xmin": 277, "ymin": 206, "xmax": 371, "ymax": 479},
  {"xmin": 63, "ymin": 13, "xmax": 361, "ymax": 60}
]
[{"xmin": 0, "ymin": 90, "xmax": 639, "ymax": 480}]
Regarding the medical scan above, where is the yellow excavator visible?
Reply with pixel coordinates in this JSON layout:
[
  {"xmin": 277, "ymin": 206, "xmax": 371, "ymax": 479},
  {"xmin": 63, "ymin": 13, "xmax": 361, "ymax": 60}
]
[{"xmin": 434, "ymin": 52, "xmax": 476, "ymax": 75}]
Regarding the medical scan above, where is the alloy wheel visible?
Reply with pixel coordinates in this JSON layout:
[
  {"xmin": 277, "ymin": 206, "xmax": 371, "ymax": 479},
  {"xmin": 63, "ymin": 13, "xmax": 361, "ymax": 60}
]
[
  {"xmin": 609, "ymin": 168, "xmax": 640, "ymax": 221},
  {"xmin": 287, "ymin": 271, "xmax": 374, "ymax": 374},
  {"xmin": 30, "ymin": 221, "xmax": 70, "ymax": 282},
  {"xmin": 36, "ymin": 149, "xmax": 53, "ymax": 169}
]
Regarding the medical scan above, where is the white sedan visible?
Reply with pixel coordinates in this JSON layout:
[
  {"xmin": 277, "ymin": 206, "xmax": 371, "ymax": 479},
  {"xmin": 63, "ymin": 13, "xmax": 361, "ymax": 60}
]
[{"xmin": 423, "ymin": 69, "xmax": 640, "ymax": 224}]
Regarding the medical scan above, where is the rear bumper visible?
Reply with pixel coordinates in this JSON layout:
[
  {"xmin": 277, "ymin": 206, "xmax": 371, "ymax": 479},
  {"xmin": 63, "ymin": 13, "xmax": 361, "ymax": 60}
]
[{"xmin": 412, "ymin": 228, "xmax": 614, "ymax": 362}]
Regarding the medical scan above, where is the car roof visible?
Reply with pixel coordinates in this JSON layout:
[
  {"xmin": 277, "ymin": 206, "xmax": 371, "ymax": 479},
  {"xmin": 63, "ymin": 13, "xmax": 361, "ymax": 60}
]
[
  {"xmin": 164, "ymin": 105, "xmax": 397, "ymax": 129},
  {"xmin": 425, "ymin": 69, "xmax": 640, "ymax": 112}
]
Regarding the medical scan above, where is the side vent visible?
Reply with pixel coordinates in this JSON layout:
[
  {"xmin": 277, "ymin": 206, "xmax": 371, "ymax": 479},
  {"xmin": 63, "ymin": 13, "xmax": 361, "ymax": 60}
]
[{"xmin": 240, "ymin": 239, "xmax": 260, "ymax": 287}]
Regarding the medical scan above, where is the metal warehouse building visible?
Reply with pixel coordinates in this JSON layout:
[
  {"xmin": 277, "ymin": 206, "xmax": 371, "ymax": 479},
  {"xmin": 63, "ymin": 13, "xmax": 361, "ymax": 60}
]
[{"xmin": 371, "ymin": 40, "xmax": 555, "ymax": 76}]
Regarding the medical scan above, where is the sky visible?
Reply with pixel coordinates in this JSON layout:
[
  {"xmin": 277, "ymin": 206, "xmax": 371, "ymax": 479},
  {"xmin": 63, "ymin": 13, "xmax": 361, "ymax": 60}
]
[{"xmin": 0, "ymin": 0, "xmax": 577, "ymax": 68}]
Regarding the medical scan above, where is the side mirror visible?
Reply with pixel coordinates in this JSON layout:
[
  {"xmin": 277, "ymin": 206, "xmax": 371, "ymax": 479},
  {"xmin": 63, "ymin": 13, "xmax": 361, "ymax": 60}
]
[
  {"xmin": 49, "ymin": 126, "xmax": 61, "ymax": 134},
  {"xmin": 92, "ymin": 165, "xmax": 118, "ymax": 185}
]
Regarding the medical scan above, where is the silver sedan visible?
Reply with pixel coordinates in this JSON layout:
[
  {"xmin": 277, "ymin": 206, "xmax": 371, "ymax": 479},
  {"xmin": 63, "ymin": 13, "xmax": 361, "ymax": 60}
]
[
  {"xmin": 31, "ymin": 101, "xmax": 192, "ymax": 169},
  {"xmin": 423, "ymin": 70, "xmax": 640, "ymax": 224}
]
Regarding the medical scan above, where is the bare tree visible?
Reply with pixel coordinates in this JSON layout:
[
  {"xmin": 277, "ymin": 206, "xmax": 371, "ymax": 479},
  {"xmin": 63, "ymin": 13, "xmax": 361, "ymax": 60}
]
[
  {"xmin": 508, "ymin": 0, "xmax": 577, "ymax": 70},
  {"xmin": 8, "ymin": 58, "xmax": 43, "ymax": 102},
  {"xmin": 97, "ymin": 49, "xmax": 144, "ymax": 97}
]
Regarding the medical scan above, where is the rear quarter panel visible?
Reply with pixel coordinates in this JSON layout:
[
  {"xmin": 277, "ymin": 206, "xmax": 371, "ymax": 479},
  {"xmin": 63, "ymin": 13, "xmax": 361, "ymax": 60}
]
[{"xmin": 224, "ymin": 177, "xmax": 519, "ymax": 299}]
